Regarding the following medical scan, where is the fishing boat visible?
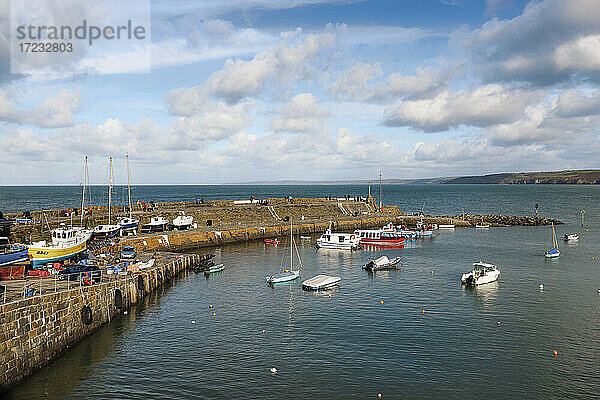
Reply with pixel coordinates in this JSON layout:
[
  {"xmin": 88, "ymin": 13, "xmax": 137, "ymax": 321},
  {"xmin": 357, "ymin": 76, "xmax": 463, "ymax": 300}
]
[
  {"xmin": 28, "ymin": 227, "xmax": 87, "ymax": 266},
  {"xmin": 141, "ymin": 216, "xmax": 169, "ymax": 233},
  {"xmin": 264, "ymin": 238, "xmax": 280, "ymax": 245},
  {"xmin": 316, "ymin": 227, "xmax": 359, "ymax": 250},
  {"xmin": 545, "ymin": 223, "xmax": 560, "ymax": 258},
  {"xmin": 475, "ymin": 223, "xmax": 490, "ymax": 229},
  {"xmin": 461, "ymin": 262, "xmax": 500, "ymax": 285},
  {"xmin": 301, "ymin": 274, "xmax": 341, "ymax": 290},
  {"xmin": 563, "ymin": 233, "xmax": 579, "ymax": 241},
  {"xmin": 0, "ymin": 237, "xmax": 28, "ymax": 267},
  {"xmin": 363, "ymin": 255, "xmax": 401, "ymax": 271},
  {"xmin": 119, "ymin": 154, "xmax": 139, "ymax": 235},
  {"xmin": 354, "ymin": 229, "xmax": 404, "ymax": 246},
  {"xmin": 93, "ymin": 157, "xmax": 121, "ymax": 239},
  {"xmin": 266, "ymin": 218, "xmax": 301, "ymax": 284},
  {"xmin": 173, "ymin": 211, "xmax": 193, "ymax": 230}
]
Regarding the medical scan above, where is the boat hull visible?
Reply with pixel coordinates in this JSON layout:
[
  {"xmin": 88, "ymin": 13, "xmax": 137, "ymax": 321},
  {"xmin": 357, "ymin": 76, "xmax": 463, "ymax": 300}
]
[
  {"xmin": 0, "ymin": 247, "xmax": 28, "ymax": 267},
  {"xmin": 301, "ymin": 274, "xmax": 341, "ymax": 290},
  {"xmin": 28, "ymin": 241, "xmax": 87, "ymax": 266},
  {"xmin": 266, "ymin": 270, "xmax": 300, "ymax": 284}
]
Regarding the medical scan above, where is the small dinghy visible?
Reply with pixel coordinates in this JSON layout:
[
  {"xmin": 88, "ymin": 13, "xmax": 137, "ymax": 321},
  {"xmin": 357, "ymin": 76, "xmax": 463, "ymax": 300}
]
[
  {"xmin": 363, "ymin": 255, "xmax": 402, "ymax": 271},
  {"xmin": 301, "ymin": 274, "xmax": 341, "ymax": 290},
  {"xmin": 264, "ymin": 238, "xmax": 280, "ymax": 245},
  {"xmin": 205, "ymin": 263, "xmax": 225, "ymax": 273},
  {"xmin": 461, "ymin": 262, "xmax": 500, "ymax": 286},
  {"xmin": 563, "ymin": 233, "xmax": 579, "ymax": 241}
]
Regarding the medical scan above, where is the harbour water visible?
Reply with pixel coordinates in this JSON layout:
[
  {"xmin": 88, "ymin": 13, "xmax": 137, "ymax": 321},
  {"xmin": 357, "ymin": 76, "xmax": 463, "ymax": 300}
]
[{"xmin": 3, "ymin": 185, "xmax": 599, "ymax": 399}]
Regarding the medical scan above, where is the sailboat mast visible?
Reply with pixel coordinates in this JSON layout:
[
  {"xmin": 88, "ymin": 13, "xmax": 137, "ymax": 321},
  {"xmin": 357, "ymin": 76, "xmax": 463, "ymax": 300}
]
[
  {"xmin": 80, "ymin": 156, "xmax": 87, "ymax": 226},
  {"xmin": 126, "ymin": 154, "xmax": 132, "ymax": 219},
  {"xmin": 290, "ymin": 217, "xmax": 293, "ymax": 268},
  {"xmin": 379, "ymin": 171, "xmax": 382, "ymax": 211},
  {"xmin": 108, "ymin": 157, "xmax": 113, "ymax": 224}
]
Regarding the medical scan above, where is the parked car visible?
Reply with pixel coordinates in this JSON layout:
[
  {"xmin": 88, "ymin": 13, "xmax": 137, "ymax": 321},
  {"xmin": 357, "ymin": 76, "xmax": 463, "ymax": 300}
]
[{"xmin": 121, "ymin": 246, "xmax": 136, "ymax": 259}]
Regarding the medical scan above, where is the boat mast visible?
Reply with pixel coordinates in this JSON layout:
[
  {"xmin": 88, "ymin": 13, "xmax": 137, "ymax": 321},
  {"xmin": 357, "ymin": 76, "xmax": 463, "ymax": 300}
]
[
  {"xmin": 379, "ymin": 171, "xmax": 382, "ymax": 211},
  {"xmin": 290, "ymin": 217, "xmax": 293, "ymax": 268},
  {"xmin": 80, "ymin": 156, "xmax": 88, "ymax": 226},
  {"xmin": 126, "ymin": 154, "xmax": 132, "ymax": 219},
  {"xmin": 108, "ymin": 157, "xmax": 113, "ymax": 224}
]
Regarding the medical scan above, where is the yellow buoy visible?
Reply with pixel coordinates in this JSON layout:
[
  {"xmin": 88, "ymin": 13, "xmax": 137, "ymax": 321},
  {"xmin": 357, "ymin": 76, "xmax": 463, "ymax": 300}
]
[
  {"xmin": 212, "ymin": 312, "xmax": 216, "ymax": 317},
  {"xmin": 380, "ymin": 300, "xmax": 384, "ymax": 304},
  {"xmin": 553, "ymin": 350, "xmax": 558, "ymax": 357},
  {"xmin": 422, "ymin": 310, "xmax": 426, "ymax": 314},
  {"xmin": 209, "ymin": 304, "xmax": 213, "ymax": 309},
  {"xmin": 262, "ymin": 329, "xmax": 266, "ymax": 334}
]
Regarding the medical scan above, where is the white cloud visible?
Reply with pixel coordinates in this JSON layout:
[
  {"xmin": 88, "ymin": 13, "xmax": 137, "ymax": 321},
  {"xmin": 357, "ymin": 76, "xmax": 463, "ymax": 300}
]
[
  {"xmin": 270, "ymin": 93, "xmax": 329, "ymax": 133},
  {"xmin": 555, "ymin": 89, "xmax": 600, "ymax": 118},
  {"xmin": 383, "ymin": 84, "xmax": 544, "ymax": 132},
  {"xmin": 0, "ymin": 89, "xmax": 81, "ymax": 128},
  {"xmin": 453, "ymin": 0, "xmax": 600, "ymax": 85}
]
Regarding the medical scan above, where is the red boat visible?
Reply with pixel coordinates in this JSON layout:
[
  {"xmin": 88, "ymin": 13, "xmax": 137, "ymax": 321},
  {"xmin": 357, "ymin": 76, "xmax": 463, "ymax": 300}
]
[
  {"xmin": 353, "ymin": 229, "xmax": 405, "ymax": 246},
  {"xmin": 264, "ymin": 238, "xmax": 280, "ymax": 245}
]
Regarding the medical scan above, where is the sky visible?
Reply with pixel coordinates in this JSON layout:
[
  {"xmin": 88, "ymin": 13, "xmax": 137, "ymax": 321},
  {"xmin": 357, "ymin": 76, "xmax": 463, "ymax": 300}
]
[{"xmin": 0, "ymin": 0, "xmax": 599, "ymax": 184}]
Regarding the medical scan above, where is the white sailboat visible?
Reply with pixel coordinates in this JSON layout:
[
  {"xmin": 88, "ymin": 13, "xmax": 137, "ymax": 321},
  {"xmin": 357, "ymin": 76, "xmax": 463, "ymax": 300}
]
[
  {"xmin": 266, "ymin": 218, "xmax": 301, "ymax": 284},
  {"xmin": 119, "ymin": 154, "xmax": 139, "ymax": 235},
  {"xmin": 544, "ymin": 222, "xmax": 560, "ymax": 258},
  {"xmin": 93, "ymin": 157, "xmax": 121, "ymax": 239}
]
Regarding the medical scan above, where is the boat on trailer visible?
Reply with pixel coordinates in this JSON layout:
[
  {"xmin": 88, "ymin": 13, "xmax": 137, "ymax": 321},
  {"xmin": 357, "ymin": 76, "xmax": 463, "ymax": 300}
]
[
  {"xmin": 173, "ymin": 211, "xmax": 194, "ymax": 230},
  {"xmin": 545, "ymin": 223, "xmax": 560, "ymax": 258},
  {"xmin": 461, "ymin": 262, "xmax": 500, "ymax": 285},
  {"xmin": 363, "ymin": 255, "xmax": 401, "ymax": 271},
  {"xmin": 301, "ymin": 274, "xmax": 341, "ymax": 290},
  {"xmin": 141, "ymin": 216, "xmax": 169, "ymax": 233}
]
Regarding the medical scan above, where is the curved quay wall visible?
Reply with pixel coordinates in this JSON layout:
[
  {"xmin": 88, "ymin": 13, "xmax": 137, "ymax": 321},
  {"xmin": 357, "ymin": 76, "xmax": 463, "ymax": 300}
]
[{"xmin": 0, "ymin": 255, "xmax": 199, "ymax": 390}]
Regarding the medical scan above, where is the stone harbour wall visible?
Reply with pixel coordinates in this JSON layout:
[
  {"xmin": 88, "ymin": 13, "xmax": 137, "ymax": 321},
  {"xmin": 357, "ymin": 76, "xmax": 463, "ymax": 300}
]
[{"xmin": 0, "ymin": 255, "xmax": 199, "ymax": 390}]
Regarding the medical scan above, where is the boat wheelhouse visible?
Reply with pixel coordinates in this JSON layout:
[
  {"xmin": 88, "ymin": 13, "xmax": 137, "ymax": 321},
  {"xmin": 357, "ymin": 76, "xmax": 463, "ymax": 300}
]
[{"xmin": 173, "ymin": 212, "xmax": 193, "ymax": 230}]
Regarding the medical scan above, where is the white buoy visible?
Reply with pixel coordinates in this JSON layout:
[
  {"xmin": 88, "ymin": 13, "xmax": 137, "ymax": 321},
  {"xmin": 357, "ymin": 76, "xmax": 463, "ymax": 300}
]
[
  {"xmin": 123, "ymin": 311, "xmax": 128, "ymax": 315},
  {"xmin": 192, "ymin": 320, "xmax": 196, "ymax": 324},
  {"xmin": 539, "ymin": 284, "xmax": 544, "ymax": 290},
  {"xmin": 270, "ymin": 368, "xmax": 278, "ymax": 374}
]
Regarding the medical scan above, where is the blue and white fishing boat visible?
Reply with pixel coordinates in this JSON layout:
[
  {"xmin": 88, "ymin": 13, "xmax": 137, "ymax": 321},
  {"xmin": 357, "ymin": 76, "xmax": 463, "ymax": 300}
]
[
  {"xmin": 266, "ymin": 218, "xmax": 301, "ymax": 284},
  {"xmin": 0, "ymin": 237, "xmax": 28, "ymax": 267},
  {"xmin": 545, "ymin": 223, "xmax": 560, "ymax": 258}
]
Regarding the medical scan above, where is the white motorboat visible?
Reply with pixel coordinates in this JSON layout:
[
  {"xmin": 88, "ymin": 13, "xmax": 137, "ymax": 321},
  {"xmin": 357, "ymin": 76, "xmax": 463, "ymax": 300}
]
[
  {"xmin": 141, "ymin": 216, "xmax": 169, "ymax": 233},
  {"xmin": 475, "ymin": 224, "xmax": 490, "ymax": 229},
  {"xmin": 363, "ymin": 255, "xmax": 401, "ymax": 271},
  {"xmin": 461, "ymin": 262, "xmax": 500, "ymax": 285},
  {"xmin": 316, "ymin": 228, "xmax": 359, "ymax": 250},
  {"xmin": 438, "ymin": 224, "xmax": 456, "ymax": 229},
  {"xmin": 173, "ymin": 212, "xmax": 194, "ymax": 230},
  {"xmin": 301, "ymin": 274, "xmax": 341, "ymax": 290},
  {"xmin": 563, "ymin": 233, "xmax": 579, "ymax": 241}
]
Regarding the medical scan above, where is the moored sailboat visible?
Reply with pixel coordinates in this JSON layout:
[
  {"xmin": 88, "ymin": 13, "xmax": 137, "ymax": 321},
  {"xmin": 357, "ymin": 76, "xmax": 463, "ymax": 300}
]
[
  {"xmin": 119, "ymin": 154, "xmax": 139, "ymax": 235},
  {"xmin": 545, "ymin": 223, "xmax": 560, "ymax": 258},
  {"xmin": 93, "ymin": 157, "xmax": 121, "ymax": 239},
  {"xmin": 266, "ymin": 218, "xmax": 301, "ymax": 284}
]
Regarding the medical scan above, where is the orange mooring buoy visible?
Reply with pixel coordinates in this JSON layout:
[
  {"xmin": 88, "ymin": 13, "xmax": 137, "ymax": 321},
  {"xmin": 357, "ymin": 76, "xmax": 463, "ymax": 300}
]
[
  {"xmin": 377, "ymin": 393, "xmax": 382, "ymax": 399},
  {"xmin": 553, "ymin": 350, "xmax": 558, "ymax": 357},
  {"xmin": 422, "ymin": 310, "xmax": 426, "ymax": 314},
  {"xmin": 380, "ymin": 300, "xmax": 384, "ymax": 304}
]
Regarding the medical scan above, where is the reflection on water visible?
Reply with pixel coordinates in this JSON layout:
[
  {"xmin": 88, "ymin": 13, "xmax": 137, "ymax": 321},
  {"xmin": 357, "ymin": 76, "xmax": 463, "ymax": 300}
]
[{"xmin": 463, "ymin": 281, "xmax": 500, "ymax": 306}]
